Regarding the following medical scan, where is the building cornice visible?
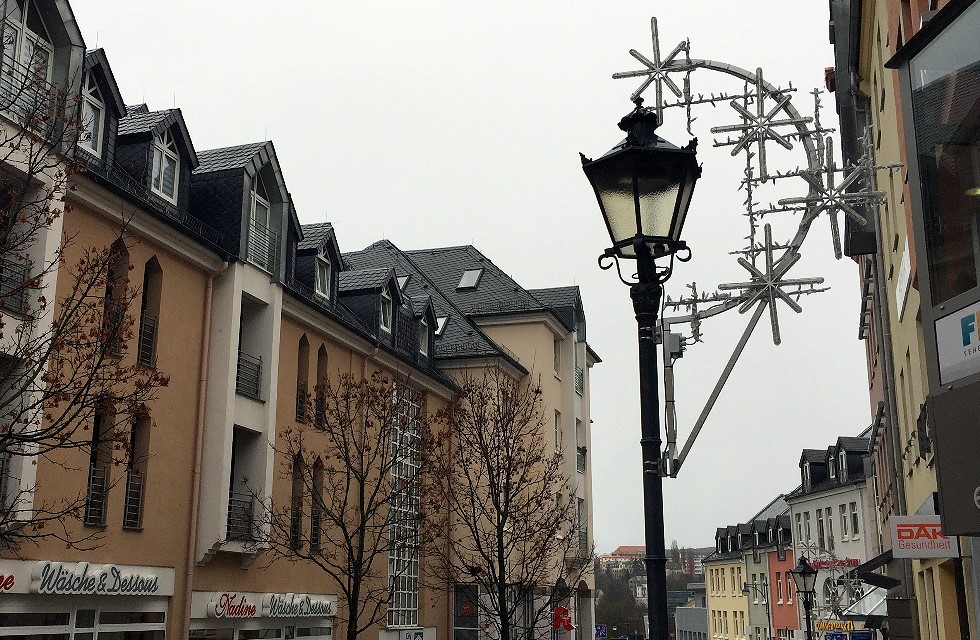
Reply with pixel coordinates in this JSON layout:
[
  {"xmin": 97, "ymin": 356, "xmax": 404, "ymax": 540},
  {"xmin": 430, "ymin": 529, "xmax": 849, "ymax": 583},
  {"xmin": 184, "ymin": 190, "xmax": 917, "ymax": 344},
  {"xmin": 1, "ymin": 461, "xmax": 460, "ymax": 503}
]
[{"xmin": 472, "ymin": 311, "xmax": 569, "ymax": 338}]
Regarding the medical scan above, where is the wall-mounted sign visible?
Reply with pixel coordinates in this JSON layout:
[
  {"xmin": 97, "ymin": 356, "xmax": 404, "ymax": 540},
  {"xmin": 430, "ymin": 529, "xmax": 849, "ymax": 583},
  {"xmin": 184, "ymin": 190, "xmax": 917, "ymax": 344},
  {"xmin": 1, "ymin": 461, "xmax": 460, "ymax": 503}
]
[
  {"xmin": 890, "ymin": 515, "xmax": 959, "ymax": 558},
  {"xmin": 935, "ymin": 299, "xmax": 980, "ymax": 384},
  {"xmin": 206, "ymin": 592, "xmax": 337, "ymax": 618},
  {"xmin": 31, "ymin": 561, "xmax": 167, "ymax": 596},
  {"xmin": 815, "ymin": 620, "xmax": 854, "ymax": 632},
  {"xmin": 809, "ymin": 558, "xmax": 858, "ymax": 570}
]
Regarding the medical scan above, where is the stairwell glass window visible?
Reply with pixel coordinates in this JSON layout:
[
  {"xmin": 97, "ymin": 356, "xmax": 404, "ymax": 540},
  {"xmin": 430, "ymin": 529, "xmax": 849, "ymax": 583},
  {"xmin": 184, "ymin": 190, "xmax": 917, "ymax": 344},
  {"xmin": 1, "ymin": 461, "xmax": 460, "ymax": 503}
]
[
  {"xmin": 315, "ymin": 249, "xmax": 331, "ymax": 299},
  {"xmin": 79, "ymin": 73, "xmax": 103, "ymax": 156},
  {"xmin": 151, "ymin": 130, "xmax": 179, "ymax": 203}
]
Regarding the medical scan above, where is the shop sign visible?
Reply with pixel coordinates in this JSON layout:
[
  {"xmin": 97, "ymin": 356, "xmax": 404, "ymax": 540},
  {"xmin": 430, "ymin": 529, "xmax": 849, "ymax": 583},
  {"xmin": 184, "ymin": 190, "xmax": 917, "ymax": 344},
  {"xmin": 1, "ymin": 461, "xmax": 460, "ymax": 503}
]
[
  {"xmin": 30, "ymin": 561, "xmax": 173, "ymax": 596},
  {"xmin": 890, "ymin": 515, "xmax": 959, "ymax": 558},
  {"xmin": 815, "ymin": 620, "xmax": 854, "ymax": 632},
  {"xmin": 935, "ymin": 299, "xmax": 980, "ymax": 384},
  {"xmin": 809, "ymin": 558, "xmax": 858, "ymax": 570},
  {"xmin": 208, "ymin": 592, "xmax": 336, "ymax": 618}
]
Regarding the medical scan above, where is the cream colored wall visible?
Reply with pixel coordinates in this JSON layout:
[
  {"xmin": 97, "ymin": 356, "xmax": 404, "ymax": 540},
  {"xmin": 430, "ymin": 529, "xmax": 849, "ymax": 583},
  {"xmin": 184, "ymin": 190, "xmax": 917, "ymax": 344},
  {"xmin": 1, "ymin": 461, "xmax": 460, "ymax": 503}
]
[{"xmin": 704, "ymin": 560, "xmax": 749, "ymax": 639}]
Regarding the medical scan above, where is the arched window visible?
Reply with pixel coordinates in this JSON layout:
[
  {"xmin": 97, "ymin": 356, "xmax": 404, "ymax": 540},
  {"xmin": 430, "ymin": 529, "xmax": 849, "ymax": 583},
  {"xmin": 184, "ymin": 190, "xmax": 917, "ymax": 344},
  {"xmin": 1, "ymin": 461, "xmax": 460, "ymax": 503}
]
[
  {"xmin": 79, "ymin": 73, "xmax": 104, "ymax": 155},
  {"xmin": 290, "ymin": 454, "xmax": 304, "ymax": 550},
  {"xmin": 296, "ymin": 335, "xmax": 309, "ymax": 422},
  {"xmin": 84, "ymin": 410, "xmax": 113, "ymax": 526},
  {"xmin": 311, "ymin": 458, "xmax": 323, "ymax": 553},
  {"xmin": 103, "ymin": 239, "xmax": 129, "ymax": 354},
  {"xmin": 315, "ymin": 345, "xmax": 328, "ymax": 427},
  {"xmin": 137, "ymin": 257, "xmax": 162, "ymax": 367},
  {"xmin": 151, "ymin": 130, "xmax": 179, "ymax": 203},
  {"xmin": 124, "ymin": 413, "xmax": 150, "ymax": 529}
]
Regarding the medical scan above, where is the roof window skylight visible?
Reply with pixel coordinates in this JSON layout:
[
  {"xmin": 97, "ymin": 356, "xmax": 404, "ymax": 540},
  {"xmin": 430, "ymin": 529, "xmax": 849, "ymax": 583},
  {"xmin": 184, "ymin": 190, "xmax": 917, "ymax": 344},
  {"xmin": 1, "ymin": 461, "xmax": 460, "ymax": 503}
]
[
  {"xmin": 397, "ymin": 275, "xmax": 411, "ymax": 292},
  {"xmin": 457, "ymin": 268, "xmax": 483, "ymax": 289},
  {"xmin": 435, "ymin": 316, "xmax": 449, "ymax": 336}
]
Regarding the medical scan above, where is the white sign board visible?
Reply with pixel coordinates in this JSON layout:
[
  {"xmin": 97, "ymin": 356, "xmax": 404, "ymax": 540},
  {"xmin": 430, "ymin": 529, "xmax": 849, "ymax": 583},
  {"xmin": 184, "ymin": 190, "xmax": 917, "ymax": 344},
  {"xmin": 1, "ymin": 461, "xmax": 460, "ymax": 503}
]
[
  {"xmin": 0, "ymin": 559, "xmax": 175, "ymax": 596},
  {"xmin": 890, "ymin": 515, "xmax": 959, "ymax": 558},
  {"xmin": 935, "ymin": 299, "xmax": 980, "ymax": 384},
  {"xmin": 204, "ymin": 591, "xmax": 337, "ymax": 618}
]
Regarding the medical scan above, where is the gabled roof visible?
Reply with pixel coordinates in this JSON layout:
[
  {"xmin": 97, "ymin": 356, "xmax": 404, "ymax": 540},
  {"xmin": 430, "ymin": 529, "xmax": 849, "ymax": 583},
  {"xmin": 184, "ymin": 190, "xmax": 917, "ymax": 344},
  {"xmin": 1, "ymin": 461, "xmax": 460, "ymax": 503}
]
[
  {"xmin": 408, "ymin": 294, "xmax": 434, "ymax": 318},
  {"xmin": 338, "ymin": 268, "xmax": 395, "ymax": 295},
  {"xmin": 194, "ymin": 142, "xmax": 268, "ymax": 174},
  {"xmin": 344, "ymin": 241, "xmax": 526, "ymax": 372},
  {"xmin": 837, "ymin": 436, "xmax": 871, "ymax": 453},
  {"xmin": 117, "ymin": 107, "xmax": 199, "ymax": 168},
  {"xmin": 299, "ymin": 222, "xmax": 335, "ymax": 251},
  {"xmin": 84, "ymin": 49, "xmax": 126, "ymax": 118},
  {"xmin": 801, "ymin": 449, "xmax": 826, "ymax": 465},
  {"xmin": 609, "ymin": 545, "xmax": 645, "ymax": 556}
]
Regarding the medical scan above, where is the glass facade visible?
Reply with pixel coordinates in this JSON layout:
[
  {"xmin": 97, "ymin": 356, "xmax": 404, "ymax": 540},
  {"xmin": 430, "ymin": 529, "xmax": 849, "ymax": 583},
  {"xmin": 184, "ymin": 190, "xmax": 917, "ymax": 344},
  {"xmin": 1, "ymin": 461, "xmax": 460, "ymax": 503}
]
[{"xmin": 910, "ymin": 1, "xmax": 980, "ymax": 304}]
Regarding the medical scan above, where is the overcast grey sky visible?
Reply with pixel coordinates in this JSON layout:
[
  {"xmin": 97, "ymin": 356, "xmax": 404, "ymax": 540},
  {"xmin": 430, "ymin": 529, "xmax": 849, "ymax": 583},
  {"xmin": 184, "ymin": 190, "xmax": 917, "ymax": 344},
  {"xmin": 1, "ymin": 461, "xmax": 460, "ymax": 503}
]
[{"xmin": 73, "ymin": 1, "xmax": 871, "ymax": 552}]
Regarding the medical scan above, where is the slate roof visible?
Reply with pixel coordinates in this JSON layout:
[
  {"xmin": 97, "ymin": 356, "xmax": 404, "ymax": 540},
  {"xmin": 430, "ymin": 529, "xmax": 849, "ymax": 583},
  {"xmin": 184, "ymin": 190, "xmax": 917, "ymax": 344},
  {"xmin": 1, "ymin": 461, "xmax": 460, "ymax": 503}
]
[
  {"xmin": 194, "ymin": 142, "xmax": 268, "ymax": 174},
  {"xmin": 838, "ymin": 436, "xmax": 871, "ymax": 453},
  {"xmin": 343, "ymin": 241, "xmax": 525, "ymax": 369},
  {"xmin": 802, "ymin": 449, "xmax": 826, "ymax": 464},
  {"xmin": 408, "ymin": 294, "xmax": 433, "ymax": 317},
  {"xmin": 749, "ymin": 494, "xmax": 790, "ymax": 521},
  {"xmin": 403, "ymin": 245, "xmax": 547, "ymax": 317},
  {"xmin": 118, "ymin": 108, "xmax": 175, "ymax": 136},
  {"xmin": 338, "ymin": 268, "xmax": 393, "ymax": 294},
  {"xmin": 299, "ymin": 222, "xmax": 334, "ymax": 251},
  {"xmin": 529, "ymin": 286, "xmax": 580, "ymax": 331}
]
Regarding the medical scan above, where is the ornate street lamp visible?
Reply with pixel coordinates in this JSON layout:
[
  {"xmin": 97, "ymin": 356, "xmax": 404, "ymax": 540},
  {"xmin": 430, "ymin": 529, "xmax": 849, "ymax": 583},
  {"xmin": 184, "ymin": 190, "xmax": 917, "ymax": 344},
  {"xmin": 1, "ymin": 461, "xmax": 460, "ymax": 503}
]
[
  {"xmin": 582, "ymin": 99, "xmax": 700, "ymax": 640},
  {"xmin": 790, "ymin": 556, "xmax": 818, "ymax": 640}
]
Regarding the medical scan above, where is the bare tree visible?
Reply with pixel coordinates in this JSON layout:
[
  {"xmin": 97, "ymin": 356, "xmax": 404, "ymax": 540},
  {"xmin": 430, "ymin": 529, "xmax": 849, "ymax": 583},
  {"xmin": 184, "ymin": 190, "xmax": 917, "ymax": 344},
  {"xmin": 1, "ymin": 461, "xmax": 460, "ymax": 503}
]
[
  {"xmin": 264, "ymin": 372, "xmax": 428, "ymax": 640},
  {"xmin": 421, "ymin": 369, "xmax": 594, "ymax": 640},
  {"xmin": 0, "ymin": 43, "xmax": 170, "ymax": 549}
]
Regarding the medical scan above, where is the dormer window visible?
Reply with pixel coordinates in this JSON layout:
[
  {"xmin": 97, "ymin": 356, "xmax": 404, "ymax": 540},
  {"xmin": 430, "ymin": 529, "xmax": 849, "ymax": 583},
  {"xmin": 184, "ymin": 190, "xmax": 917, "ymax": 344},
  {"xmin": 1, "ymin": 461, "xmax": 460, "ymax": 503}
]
[
  {"xmin": 315, "ymin": 249, "xmax": 331, "ymax": 299},
  {"xmin": 380, "ymin": 289, "xmax": 392, "ymax": 333},
  {"xmin": 435, "ymin": 316, "xmax": 448, "ymax": 336},
  {"xmin": 803, "ymin": 462, "xmax": 811, "ymax": 490},
  {"xmin": 839, "ymin": 449, "xmax": 848, "ymax": 481},
  {"xmin": 151, "ymin": 130, "xmax": 179, "ymax": 203},
  {"xmin": 79, "ymin": 73, "xmax": 104, "ymax": 156},
  {"xmin": 419, "ymin": 317, "xmax": 429, "ymax": 356},
  {"xmin": 829, "ymin": 457, "xmax": 836, "ymax": 479},
  {"xmin": 3, "ymin": 1, "xmax": 53, "ymax": 80},
  {"xmin": 397, "ymin": 275, "xmax": 411, "ymax": 292}
]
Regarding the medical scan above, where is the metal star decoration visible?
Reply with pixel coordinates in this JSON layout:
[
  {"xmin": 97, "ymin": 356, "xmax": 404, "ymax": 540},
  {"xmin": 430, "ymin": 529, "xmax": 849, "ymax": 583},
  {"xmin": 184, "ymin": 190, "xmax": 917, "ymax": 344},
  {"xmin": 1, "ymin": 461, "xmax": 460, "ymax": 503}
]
[
  {"xmin": 718, "ymin": 224, "xmax": 825, "ymax": 345},
  {"xmin": 711, "ymin": 68, "xmax": 813, "ymax": 179},
  {"xmin": 612, "ymin": 17, "xmax": 694, "ymax": 120}
]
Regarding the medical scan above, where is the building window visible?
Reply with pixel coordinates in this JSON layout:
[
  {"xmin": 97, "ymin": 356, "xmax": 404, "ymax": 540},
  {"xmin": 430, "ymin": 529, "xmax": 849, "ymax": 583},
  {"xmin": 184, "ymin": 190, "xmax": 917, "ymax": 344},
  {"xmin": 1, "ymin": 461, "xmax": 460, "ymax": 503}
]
[
  {"xmin": 315, "ymin": 250, "xmax": 331, "ymax": 298},
  {"xmin": 795, "ymin": 513, "xmax": 802, "ymax": 543},
  {"xmin": 247, "ymin": 172, "xmax": 277, "ymax": 273},
  {"xmin": 137, "ymin": 257, "xmax": 162, "ymax": 368},
  {"xmin": 435, "ymin": 315, "xmax": 449, "ymax": 336},
  {"xmin": 826, "ymin": 511, "xmax": 835, "ymax": 551},
  {"xmin": 816, "ymin": 508, "xmax": 825, "ymax": 549},
  {"xmin": 839, "ymin": 449, "xmax": 848, "ymax": 481},
  {"xmin": 290, "ymin": 455, "xmax": 304, "ymax": 550},
  {"xmin": 454, "ymin": 583, "xmax": 479, "ymax": 640},
  {"xmin": 850, "ymin": 502, "xmax": 860, "ymax": 537},
  {"xmin": 388, "ymin": 386, "xmax": 422, "ymax": 628},
  {"xmin": 803, "ymin": 512, "xmax": 811, "ymax": 544},
  {"xmin": 554, "ymin": 410, "xmax": 561, "ymax": 449},
  {"xmin": 457, "ymin": 268, "xmax": 482, "ymax": 289},
  {"xmin": 84, "ymin": 412, "xmax": 112, "ymax": 526},
  {"xmin": 122, "ymin": 414, "xmax": 150, "ymax": 529},
  {"xmin": 310, "ymin": 458, "xmax": 323, "ymax": 552},
  {"xmin": 775, "ymin": 572, "xmax": 782, "ymax": 603},
  {"xmin": 840, "ymin": 504, "xmax": 849, "ymax": 538},
  {"xmin": 79, "ymin": 73, "xmax": 104, "ymax": 155},
  {"xmin": 419, "ymin": 317, "xmax": 428, "ymax": 356},
  {"xmin": 380, "ymin": 289, "xmax": 393, "ymax": 333},
  {"xmin": 151, "ymin": 130, "xmax": 179, "ymax": 203},
  {"xmin": 554, "ymin": 338, "xmax": 561, "ymax": 372},
  {"xmin": 296, "ymin": 335, "xmax": 309, "ymax": 423}
]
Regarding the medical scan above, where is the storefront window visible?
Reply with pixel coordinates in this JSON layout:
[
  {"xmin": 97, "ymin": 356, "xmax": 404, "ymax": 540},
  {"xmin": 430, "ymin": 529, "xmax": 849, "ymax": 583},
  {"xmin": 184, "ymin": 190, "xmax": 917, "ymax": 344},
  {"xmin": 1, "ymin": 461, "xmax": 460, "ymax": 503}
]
[
  {"xmin": 239, "ymin": 630, "xmax": 283, "ymax": 640},
  {"xmin": 910, "ymin": 1, "xmax": 980, "ymax": 304}
]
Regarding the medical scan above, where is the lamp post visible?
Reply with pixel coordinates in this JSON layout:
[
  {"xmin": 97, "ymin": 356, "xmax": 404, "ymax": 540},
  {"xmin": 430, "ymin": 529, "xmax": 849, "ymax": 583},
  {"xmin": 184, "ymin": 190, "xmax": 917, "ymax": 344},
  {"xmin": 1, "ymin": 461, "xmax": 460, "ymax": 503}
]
[
  {"xmin": 582, "ymin": 99, "xmax": 700, "ymax": 640},
  {"xmin": 790, "ymin": 556, "xmax": 818, "ymax": 640},
  {"xmin": 741, "ymin": 582, "xmax": 773, "ymax": 640}
]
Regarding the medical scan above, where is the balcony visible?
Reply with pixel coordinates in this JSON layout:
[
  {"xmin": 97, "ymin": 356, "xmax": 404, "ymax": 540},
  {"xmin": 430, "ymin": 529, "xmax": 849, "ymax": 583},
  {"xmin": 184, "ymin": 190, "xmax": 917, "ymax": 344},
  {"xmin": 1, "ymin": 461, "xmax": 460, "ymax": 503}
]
[
  {"xmin": 83, "ymin": 466, "xmax": 108, "ymax": 526},
  {"xmin": 0, "ymin": 56, "xmax": 56, "ymax": 136},
  {"xmin": 247, "ymin": 218, "xmax": 278, "ymax": 274},
  {"xmin": 236, "ymin": 350, "xmax": 262, "ymax": 400},
  {"xmin": 122, "ymin": 471, "xmax": 144, "ymax": 529},
  {"xmin": 136, "ymin": 314, "xmax": 158, "ymax": 367},
  {"xmin": 0, "ymin": 259, "xmax": 27, "ymax": 314},
  {"xmin": 295, "ymin": 381, "xmax": 307, "ymax": 422},
  {"xmin": 576, "ymin": 446, "xmax": 587, "ymax": 473},
  {"xmin": 574, "ymin": 367, "xmax": 584, "ymax": 395},
  {"xmin": 226, "ymin": 490, "xmax": 256, "ymax": 541}
]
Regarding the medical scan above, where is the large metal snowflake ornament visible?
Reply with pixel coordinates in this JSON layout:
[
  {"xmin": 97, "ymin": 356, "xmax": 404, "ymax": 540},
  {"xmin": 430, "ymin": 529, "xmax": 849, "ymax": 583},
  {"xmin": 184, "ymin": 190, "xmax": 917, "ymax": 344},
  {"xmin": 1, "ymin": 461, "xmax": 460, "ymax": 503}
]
[{"xmin": 604, "ymin": 18, "xmax": 902, "ymax": 476}]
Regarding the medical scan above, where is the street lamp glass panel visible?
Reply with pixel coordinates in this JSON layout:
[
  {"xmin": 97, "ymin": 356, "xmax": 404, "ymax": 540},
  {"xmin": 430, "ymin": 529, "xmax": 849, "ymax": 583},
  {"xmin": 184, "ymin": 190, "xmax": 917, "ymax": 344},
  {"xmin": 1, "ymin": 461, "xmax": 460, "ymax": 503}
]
[{"xmin": 791, "ymin": 557, "xmax": 818, "ymax": 594}]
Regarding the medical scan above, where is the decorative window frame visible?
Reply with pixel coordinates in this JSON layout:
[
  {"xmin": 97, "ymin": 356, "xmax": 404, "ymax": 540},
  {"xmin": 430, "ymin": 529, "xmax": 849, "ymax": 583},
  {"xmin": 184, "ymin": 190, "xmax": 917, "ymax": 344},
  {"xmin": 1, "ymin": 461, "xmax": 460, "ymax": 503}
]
[{"xmin": 150, "ymin": 130, "xmax": 180, "ymax": 203}]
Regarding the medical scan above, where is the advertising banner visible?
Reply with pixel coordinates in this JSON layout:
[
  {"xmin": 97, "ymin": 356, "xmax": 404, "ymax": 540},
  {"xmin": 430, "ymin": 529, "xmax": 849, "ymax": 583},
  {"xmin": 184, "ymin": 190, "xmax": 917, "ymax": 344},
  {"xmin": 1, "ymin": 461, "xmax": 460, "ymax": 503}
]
[
  {"xmin": 935, "ymin": 300, "xmax": 980, "ymax": 383},
  {"xmin": 890, "ymin": 515, "xmax": 959, "ymax": 558}
]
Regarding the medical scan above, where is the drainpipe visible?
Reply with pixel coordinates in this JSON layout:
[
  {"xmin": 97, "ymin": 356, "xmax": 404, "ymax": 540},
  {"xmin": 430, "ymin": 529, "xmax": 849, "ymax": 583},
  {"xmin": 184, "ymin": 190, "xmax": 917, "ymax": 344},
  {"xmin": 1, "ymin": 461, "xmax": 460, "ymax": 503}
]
[{"xmin": 179, "ymin": 259, "xmax": 229, "ymax": 636}]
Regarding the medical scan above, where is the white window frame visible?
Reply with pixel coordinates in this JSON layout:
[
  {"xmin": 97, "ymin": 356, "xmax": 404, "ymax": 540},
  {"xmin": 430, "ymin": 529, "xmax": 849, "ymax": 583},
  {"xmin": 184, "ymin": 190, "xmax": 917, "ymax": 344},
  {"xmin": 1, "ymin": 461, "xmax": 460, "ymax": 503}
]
[
  {"xmin": 419, "ymin": 317, "xmax": 428, "ymax": 356},
  {"xmin": 151, "ymin": 130, "xmax": 180, "ymax": 203},
  {"xmin": 380, "ymin": 289, "xmax": 393, "ymax": 333},
  {"xmin": 79, "ymin": 73, "xmax": 104, "ymax": 156},
  {"xmin": 840, "ymin": 503, "xmax": 849, "ymax": 539},
  {"xmin": 839, "ymin": 449, "xmax": 848, "ymax": 481},
  {"xmin": 315, "ymin": 249, "xmax": 331, "ymax": 299},
  {"xmin": 850, "ymin": 502, "xmax": 860, "ymax": 538}
]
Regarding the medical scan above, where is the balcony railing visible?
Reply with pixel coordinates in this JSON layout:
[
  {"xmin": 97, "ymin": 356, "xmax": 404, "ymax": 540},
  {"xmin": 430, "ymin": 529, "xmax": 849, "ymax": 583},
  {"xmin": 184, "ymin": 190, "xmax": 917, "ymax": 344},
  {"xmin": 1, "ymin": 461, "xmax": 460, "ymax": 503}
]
[
  {"xmin": 0, "ymin": 259, "xmax": 27, "ymax": 314},
  {"xmin": 0, "ymin": 55, "xmax": 57, "ymax": 136},
  {"xmin": 290, "ymin": 505, "xmax": 302, "ymax": 550},
  {"xmin": 236, "ymin": 351, "xmax": 262, "ymax": 400},
  {"xmin": 136, "ymin": 314, "xmax": 158, "ymax": 367},
  {"xmin": 295, "ymin": 381, "xmax": 307, "ymax": 422},
  {"xmin": 247, "ymin": 217, "xmax": 278, "ymax": 274},
  {"xmin": 311, "ymin": 508, "xmax": 321, "ymax": 552},
  {"xmin": 84, "ymin": 466, "xmax": 108, "ymax": 526},
  {"xmin": 576, "ymin": 446, "xmax": 587, "ymax": 473},
  {"xmin": 122, "ymin": 471, "xmax": 144, "ymax": 529},
  {"xmin": 227, "ymin": 490, "xmax": 256, "ymax": 541},
  {"xmin": 574, "ymin": 366, "xmax": 585, "ymax": 395}
]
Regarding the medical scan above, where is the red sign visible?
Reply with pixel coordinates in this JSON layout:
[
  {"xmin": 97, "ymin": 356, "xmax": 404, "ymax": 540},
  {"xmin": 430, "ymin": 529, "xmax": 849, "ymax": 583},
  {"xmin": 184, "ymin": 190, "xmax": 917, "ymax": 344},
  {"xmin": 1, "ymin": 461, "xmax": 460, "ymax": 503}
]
[
  {"xmin": 553, "ymin": 606, "xmax": 573, "ymax": 631},
  {"xmin": 0, "ymin": 575, "xmax": 13, "ymax": 592},
  {"xmin": 890, "ymin": 516, "xmax": 959, "ymax": 558},
  {"xmin": 210, "ymin": 593, "xmax": 258, "ymax": 618}
]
